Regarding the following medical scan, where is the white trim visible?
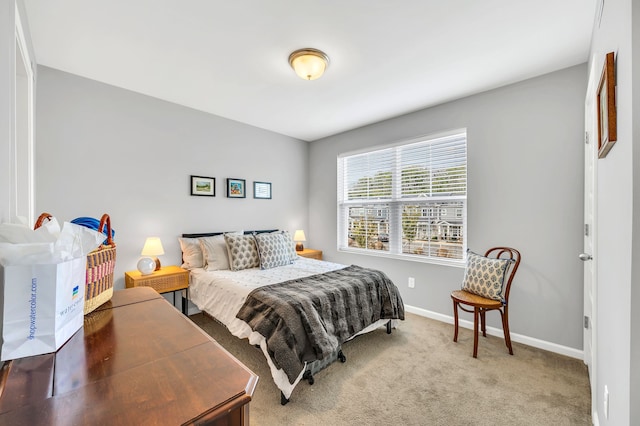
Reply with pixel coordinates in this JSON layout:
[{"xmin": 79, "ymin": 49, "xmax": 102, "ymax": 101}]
[
  {"xmin": 338, "ymin": 246, "xmax": 466, "ymax": 268},
  {"xmin": 13, "ymin": 3, "xmax": 35, "ymax": 226},
  {"xmin": 405, "ymin": 304, "xmax": 584, "ymax": 360}
]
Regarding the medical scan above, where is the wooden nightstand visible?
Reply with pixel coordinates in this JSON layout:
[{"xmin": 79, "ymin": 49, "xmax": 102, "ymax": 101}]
[
  {"xmin": 297, "ymin": 248, "xmax": 323, "ymax": 260},
  {"xmin": 125, "ymin": 265, "xmax": 189, "ymax": 314}
]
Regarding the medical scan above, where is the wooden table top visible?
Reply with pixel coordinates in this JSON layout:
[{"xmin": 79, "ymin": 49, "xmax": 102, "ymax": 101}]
[{"xmin": 0, "ymin": 287, "xmax": 258, "ymax": 425}]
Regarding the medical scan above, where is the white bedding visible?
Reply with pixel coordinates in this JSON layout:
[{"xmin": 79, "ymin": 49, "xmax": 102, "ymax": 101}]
[{"xmin": 189, "ymin": 256, "xmax": 393, "ymax": 399}]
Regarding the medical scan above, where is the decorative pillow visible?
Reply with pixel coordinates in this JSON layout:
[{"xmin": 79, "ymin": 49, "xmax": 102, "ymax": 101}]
[
  {"xmin": 254, "ymin": 232, "xmax": 293, "ymax": 269},
  {"xmin": 199, "ymin": 231, "xmax": 243, "ymax": 271},
  {"xmin": 461, "ymin": 250, "xmax": 514, "ymax": 302},
  {"xmin": 281, "ymin": 230, "xmax": 298, "ymax": 261},
  {"xmin": 224, "ymin": 233, "xmax": 260, "ymax": 271},
  {"xmin": 178, "ymin": 237, "xmax": 204, "ymax": 269}
]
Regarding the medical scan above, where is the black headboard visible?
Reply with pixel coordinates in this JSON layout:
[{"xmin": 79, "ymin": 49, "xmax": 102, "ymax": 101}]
[{"xmin": 181, "ymin": 229, "xmax": 278, "ymax": 238}]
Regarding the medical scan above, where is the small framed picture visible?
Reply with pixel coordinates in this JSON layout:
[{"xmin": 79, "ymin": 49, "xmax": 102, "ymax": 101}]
[
  {"xmin": 227, "ymin": 178, "xmax": 246, "ymax": 198},
  {"xmin": 597, "ymin": 52, "xmax": 617, "ymax": 158},
  {"xmin": 190, "ymin": 175, "xmax": 215, "ymax": 196},
  {"xmin": 253, "ymin": 181, "xmax": 272, "ymax": 199}
]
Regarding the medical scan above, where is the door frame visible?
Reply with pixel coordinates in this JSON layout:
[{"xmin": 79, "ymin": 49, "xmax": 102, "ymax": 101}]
[{"xmin": 584, "ymin": 58, "xmax": 598, "ymax": 421}]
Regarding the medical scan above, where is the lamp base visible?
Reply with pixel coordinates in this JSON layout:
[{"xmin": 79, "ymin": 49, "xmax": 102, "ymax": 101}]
[
  {"xmin": 154, "ymin": 257, "xmax": 162, "ymax": 271},
  {"xmin": 137, "ymin": 257, "xmax": 156, "ymax": 275},
  {"xmin": 295, "ymin": 243, "xmax": 304, "ymax": 252}
]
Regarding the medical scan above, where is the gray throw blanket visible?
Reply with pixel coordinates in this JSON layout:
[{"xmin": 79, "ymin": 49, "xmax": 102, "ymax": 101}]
[{"xmin": 235, "ymin": 265, "xmax": 405, "ymax": 384}]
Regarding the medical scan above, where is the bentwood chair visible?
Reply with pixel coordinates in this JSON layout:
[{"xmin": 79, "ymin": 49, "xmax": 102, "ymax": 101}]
[{"xmin": 451, "ymin": 247, "xmax": 521, "ymax": 358}]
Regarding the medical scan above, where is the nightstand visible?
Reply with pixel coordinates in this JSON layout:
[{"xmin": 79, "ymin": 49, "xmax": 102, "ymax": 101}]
[
  {"xmin": 297, "ymin": 248, "xmax": 323, "ymax": 260},
  {"xmin": 125, "ymin": 265, "xmax": 189, "ymax": 315}
]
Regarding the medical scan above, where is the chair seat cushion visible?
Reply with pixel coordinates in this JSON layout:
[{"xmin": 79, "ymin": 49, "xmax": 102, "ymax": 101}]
[
  {"xmin": 460, "ymin": 250, "xmax": 514, "ymax": 302},
  {"xmin": 451, "ymin": 289, "xmax": 502, "ymax": 309}
]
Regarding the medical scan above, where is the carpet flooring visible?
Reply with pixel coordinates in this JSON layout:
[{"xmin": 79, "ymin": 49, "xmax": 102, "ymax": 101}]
[{"xmin": 190, "ymin": 312, "xmax": 591, "ymax": 425}]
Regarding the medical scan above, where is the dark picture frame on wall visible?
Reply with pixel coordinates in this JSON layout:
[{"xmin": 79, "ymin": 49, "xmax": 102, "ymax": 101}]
[
  {"xmin": 227, "ymin": 178, "xmax": 246, "ymax": 198},
  {"xmin": 253, "ymin": 181, "xmax": 272, "ymax": 199},
  {"xmin": 190, "ymin": 175, "xmax": 215, "ymax": 196},
  {"xmin": 597, "ymin": 52, "xmax": 617, "ymax": 159}
]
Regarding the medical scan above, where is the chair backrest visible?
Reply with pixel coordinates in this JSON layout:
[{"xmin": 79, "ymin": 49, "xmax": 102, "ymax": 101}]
[{"xmin": 484, "ymin": 247, "xmax": 521, "ymax": 304}]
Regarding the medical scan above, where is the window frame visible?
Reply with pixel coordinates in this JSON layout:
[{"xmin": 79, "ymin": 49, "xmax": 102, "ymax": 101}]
[{"xmin": 337, "ymin": 129, "xmax": 467, "ymax": 266}]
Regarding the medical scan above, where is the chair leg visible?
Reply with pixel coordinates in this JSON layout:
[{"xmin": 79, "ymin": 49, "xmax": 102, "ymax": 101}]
[
  {"xmin": 452, "ymin": 300, "xmax": 459, "ymax": 342},
  {"xmin": 500, "ymin": 308, "xmax": 514, "ymax": 355},
  {"xmin": 480, "ymin": 309, "xmax": 487, "ymax": 337},
  {"xmin": 473, "ymin": 307, "xmax": 479, "ymax": 358}
]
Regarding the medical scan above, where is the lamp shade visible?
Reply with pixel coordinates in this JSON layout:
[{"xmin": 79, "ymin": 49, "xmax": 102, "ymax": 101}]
[
  {"xmin": 293, "ymin": 230, "xmax": 306, "ymax": 252},
  {"xmin": 288, "ymin": 48, "xmax": 329, "ymax": 81},
  {"xmin": 141, "ymin": 237, "xmax": 164, "ymax": 256}
]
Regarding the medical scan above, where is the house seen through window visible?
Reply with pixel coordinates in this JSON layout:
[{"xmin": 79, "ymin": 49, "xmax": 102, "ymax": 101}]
[{"xmin": 337, "ymin": 130, "xmax": 467, "ymax": 262}]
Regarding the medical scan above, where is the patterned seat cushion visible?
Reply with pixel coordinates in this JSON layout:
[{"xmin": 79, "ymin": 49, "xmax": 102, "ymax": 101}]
[
  {"xmin": 254, "ymin": 232, "xmax": 293, "ymax": 269},
  {"xmin": 224, "ymin": 233, "xmax": 260, "ymax": 271},
  {"xmin": 461, "ymin": 250, "xmax": 514, "ymax": 302}
]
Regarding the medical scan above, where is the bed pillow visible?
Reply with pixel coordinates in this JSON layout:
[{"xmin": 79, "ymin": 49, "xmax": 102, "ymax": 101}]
[
  {"xmin": 254, "ymin": 232, "xmax": 293, "ymax": 269},
  {"xmin": 281, "ymin": 230, "xmax": 299, "ymax": 261},
  {"xmin": 178, "ymin": 237, "xmax": 204, "ymax": 269},
  {"xmin": 199, "ymin": 231, "xmax": 243, "ymax": 271},
  {"xmin": 224, "ymin": 233, "xmax": 260, "ymax": 271},
  {"xmin": 461, "ymin": 250, "xmax": 514, "ymax": 302}
]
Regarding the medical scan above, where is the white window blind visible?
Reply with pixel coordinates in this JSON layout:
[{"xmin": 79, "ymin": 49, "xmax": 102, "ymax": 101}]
[{"xmin": 337, "ymin": 130, "xmax": 467, "ymax": 262}]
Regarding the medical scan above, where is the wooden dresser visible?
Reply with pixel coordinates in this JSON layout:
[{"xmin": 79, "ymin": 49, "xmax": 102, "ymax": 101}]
[{"xmin": 0, "ymin": 287, "xmax": 258, "ymax": 425}]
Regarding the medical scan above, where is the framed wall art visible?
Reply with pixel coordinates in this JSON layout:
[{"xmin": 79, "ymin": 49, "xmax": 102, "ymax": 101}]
[
  {"xmin": 190, "ymin": 175, "xmax": 215, "ymax": 196},
  {"xmin": 253, "ymin": 181, "xmax": 272, "ymax": 199},
  {"xmin": 227, "ymin": 178, "xmax": 246, "ymax": 198},
  {"xmin": 597, "ymin": 52, "xmax": 617, "ymax": 158}
]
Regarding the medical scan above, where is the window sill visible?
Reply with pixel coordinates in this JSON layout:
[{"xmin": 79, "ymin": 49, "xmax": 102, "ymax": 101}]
[{"xmin": 337, "ymin": 247, "xmax": 466, "ymax": 268}]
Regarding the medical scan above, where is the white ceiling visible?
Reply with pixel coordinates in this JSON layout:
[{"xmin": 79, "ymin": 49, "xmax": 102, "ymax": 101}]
[{"xmin": 23, "ymin": 1, "xmax": 597, "ymax": 142}]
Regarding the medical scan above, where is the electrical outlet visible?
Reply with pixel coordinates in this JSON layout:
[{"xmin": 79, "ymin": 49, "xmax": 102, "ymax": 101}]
[
  {"xmin": 408, "ymin": 277, "xmax": 415, "ymax": 288},
  {"xmin": 604, "ymin": 385, "xmax": 609, "ymax": 419}
]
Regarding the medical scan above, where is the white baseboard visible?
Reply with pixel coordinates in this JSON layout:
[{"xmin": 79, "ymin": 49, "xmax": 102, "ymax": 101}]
[{"xmin": 405, "ymin": 304, "xmax": 584, "ymax": 360}]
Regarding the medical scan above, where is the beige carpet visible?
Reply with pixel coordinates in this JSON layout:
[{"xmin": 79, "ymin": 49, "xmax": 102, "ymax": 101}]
[{"xmin": 190, "ymin": 312, "xmax": 591, "ymax": 426}]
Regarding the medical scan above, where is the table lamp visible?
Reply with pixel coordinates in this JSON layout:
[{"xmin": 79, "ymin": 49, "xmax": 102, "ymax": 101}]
[
  {"xmin": 293, "ymin": 230, "xmax": 306, "ymax": 251},
  {"xmin": 141, "ymin": 237, "xmax": 164, "ymax": 272}
]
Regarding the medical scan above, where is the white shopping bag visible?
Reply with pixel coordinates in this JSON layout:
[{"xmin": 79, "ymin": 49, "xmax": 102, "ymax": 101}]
[{"xmin": 0, "ymin": 257, "xmax": 85, "ymax": 361}]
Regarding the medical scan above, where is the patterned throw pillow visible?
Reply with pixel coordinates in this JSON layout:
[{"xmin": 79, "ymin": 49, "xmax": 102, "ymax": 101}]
[
  {"xmin": 461, "ymin": 250, "xmax": 514, "ymax": 302},
  {"xmin": 281, "ymin": 230, "xmax": 298, "ymax": 261},
  {"xmin": 224, "ymin": 233, "xmax": 260, "ymax": 271},
  {"xmin": 254, "ymin": 232, "xmax": 293, "ymax": 269}
]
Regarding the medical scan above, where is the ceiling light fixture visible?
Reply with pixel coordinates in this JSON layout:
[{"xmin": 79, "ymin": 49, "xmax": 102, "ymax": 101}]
[{"xmin": 288, "ymin": 48, "xmax": 329, "ymax": 81}]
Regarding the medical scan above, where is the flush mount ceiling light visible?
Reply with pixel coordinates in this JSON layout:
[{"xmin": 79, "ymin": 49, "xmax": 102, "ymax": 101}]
[{"xmin": 288, "ymin": 48, "xmax": 329, "ymax": 81}]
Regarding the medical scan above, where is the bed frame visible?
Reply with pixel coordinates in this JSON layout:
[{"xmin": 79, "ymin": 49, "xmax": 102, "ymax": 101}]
[{"xmin": 182, "ymin": 229, "xmax": 278, "ymax": 238}]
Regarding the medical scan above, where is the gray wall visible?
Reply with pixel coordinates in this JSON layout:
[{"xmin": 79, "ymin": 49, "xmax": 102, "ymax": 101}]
[
  {"xmin": 35, "ymin": 66, "xmax": 309, "ymax": 292},
  {"xmin": 309, "ymin": 64, "xmax": 587, "ymax": 351}
]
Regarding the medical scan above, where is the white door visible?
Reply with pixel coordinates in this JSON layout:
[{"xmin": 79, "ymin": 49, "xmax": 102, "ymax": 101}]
[{"xmin": 582, "ymin": 62, "xmax": 598, "ymax": 418}]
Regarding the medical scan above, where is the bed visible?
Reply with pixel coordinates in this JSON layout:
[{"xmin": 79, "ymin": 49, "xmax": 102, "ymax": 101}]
[{"xmin": 180, "ymin": 230, "xmax": 405, "ymax": 404}]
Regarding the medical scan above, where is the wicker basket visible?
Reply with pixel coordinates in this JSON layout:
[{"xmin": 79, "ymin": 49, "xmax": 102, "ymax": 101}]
[{"xmin": 35, "ymin": 213, "xmax": 116, "ymax": 315}]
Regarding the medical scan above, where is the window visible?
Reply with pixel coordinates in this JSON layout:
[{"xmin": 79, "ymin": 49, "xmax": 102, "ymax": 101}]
[{"xmin": 337, "ymin": 130, "xmax": 467, "ymax": 262}]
